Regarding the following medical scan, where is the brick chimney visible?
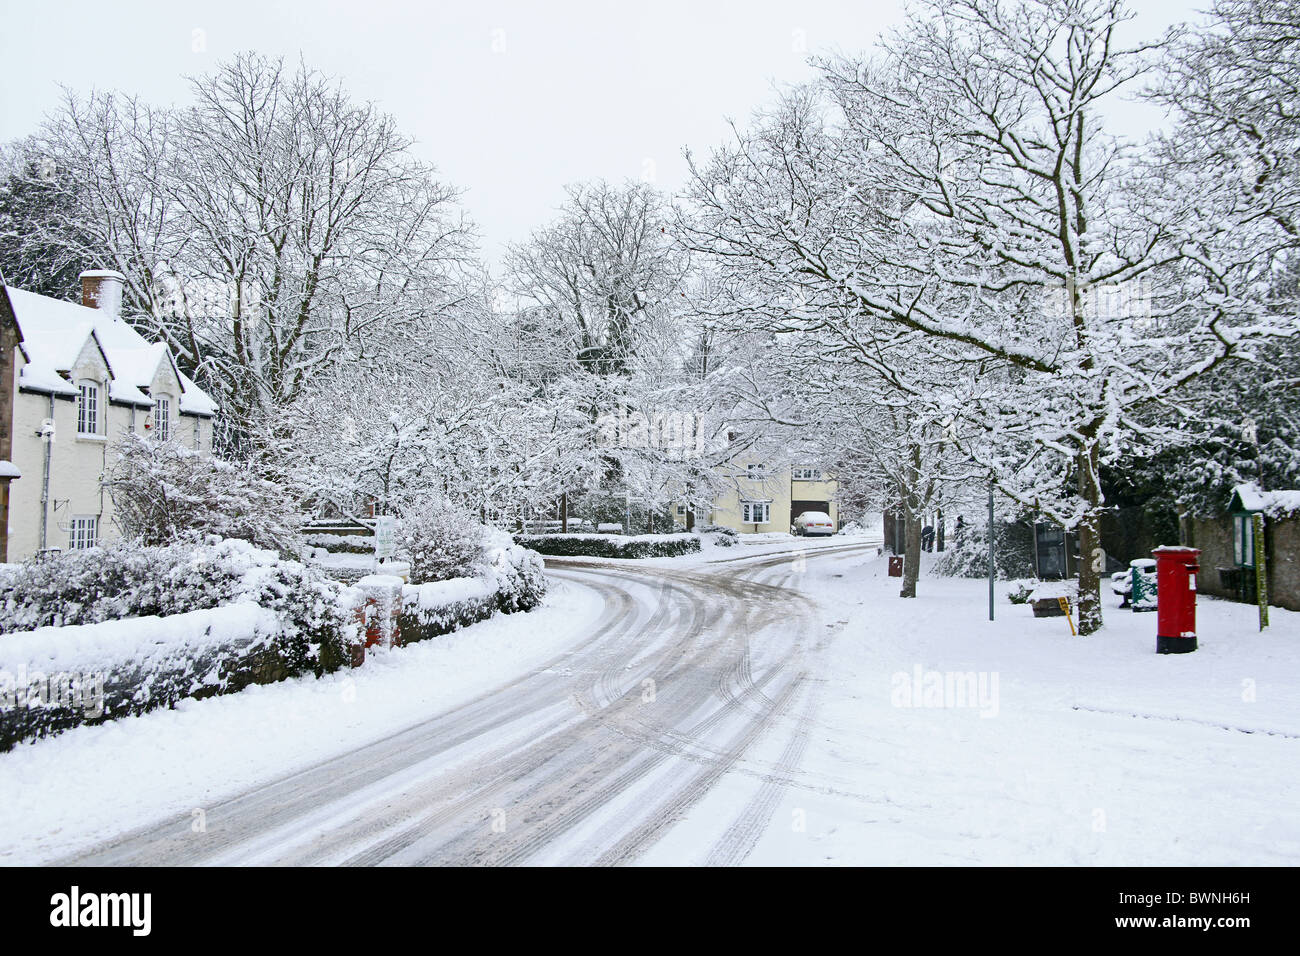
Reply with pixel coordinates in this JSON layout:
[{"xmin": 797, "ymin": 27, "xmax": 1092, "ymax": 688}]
[{"xmin": 80, "ymin": 269, "xmax": 125, "ymax": 319}]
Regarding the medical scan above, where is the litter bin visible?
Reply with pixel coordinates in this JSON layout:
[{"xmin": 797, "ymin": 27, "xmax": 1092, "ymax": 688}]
[{"xmin": 888, "ymin": 555, "xmax": 904, "ymax": 577}]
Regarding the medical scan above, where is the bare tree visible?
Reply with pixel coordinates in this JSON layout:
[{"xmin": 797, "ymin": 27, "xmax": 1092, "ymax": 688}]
[
  {"xmin": 683, "ymin": 0, "xmax": 1299, "ymax": 633},
  {"xmin": 506, "ymin": 180, "xmax": 688, "ymax": 375},
  {"xmin": 26, "ymin": 53, "xmax": 474, "ymax": 444}
]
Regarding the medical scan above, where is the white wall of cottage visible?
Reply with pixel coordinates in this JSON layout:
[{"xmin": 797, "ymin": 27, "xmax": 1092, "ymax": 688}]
[{"xmin": 6, "ymin": 346, "xmax": 213, "ymax": 560}]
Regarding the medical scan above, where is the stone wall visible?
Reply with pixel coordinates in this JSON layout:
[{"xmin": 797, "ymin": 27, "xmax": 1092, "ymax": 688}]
[{"xmin": 1188, "ymin": 514, "xmax": 1300, "ymax": 611}]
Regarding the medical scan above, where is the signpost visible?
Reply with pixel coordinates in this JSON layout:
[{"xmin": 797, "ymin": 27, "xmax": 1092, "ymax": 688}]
[
  {"xmin": 1254, "ymin": 513, "xmax": 1268, "ymax": 631},
  {"xmin": 374, "ymin": 515, "xmax": 396, "ymax": 564}
]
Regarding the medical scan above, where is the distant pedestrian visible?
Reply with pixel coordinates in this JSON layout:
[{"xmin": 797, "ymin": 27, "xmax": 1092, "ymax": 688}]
[
  {"xmin": 955, "ymin": 515, "xmax": 966, "ymax": 544},
  {"xmin": 921, "ymin": 524, "xmax": 935, "ymax": 552}
]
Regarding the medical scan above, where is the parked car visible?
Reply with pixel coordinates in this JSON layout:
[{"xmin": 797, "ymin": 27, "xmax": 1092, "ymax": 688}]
[{"xmin": 792, "ymin": 511, "xmax": 835, "ymax": 536}]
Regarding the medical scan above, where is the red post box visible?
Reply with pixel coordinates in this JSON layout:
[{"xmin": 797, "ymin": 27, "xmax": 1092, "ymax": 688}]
[{"xmin": 1152, "ymin": 546, "xmax": 1200, "ymax": 654}]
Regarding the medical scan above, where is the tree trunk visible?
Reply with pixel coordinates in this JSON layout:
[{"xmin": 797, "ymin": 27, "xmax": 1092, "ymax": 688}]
[
  {"xmin": 1076, "ymin": 442, "xmax": 1104, "ymax": 635},
  {"xmin": 561, "ymin": 491, "xmax": 568, "ymax": 533},
  {"xmin": 900, "ymin": 504, "xmax": 922, "ymax": 599}
]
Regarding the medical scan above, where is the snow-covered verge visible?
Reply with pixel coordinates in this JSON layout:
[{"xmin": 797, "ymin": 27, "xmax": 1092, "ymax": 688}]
[
  {"xmin": 513, "ymin": 531, "xmax": 700, "ymax": 558},
  {"xmin": 0, "ymin": 577, "xmax": 605, "ymax": 865},
  {"xmin": 688, "ymin": 549, "xmax": 1300, "ymax": 867}
]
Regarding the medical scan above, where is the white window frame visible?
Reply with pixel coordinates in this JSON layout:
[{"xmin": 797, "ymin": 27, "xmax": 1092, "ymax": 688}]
[
  {"xmin": 76, "ymin": 381, "xmax": 99, "ymax": 436},
  {"xmin": 153, "ymin": 396, "xmax": 171, "ymax": 441},
  {"xmin": 746, "ymin": 463, "xmax": 766, "ymax": 480},
  {"xmin": 68, "ymin": 515, "xmax": 99, "ymax": 551},
  {"xmin": 741, "ymin": 501, "xmax": 771, "ymax": 524},
  {"xmin": 792, "ymin": 467, "xmax": 822, "ymax": 481}
]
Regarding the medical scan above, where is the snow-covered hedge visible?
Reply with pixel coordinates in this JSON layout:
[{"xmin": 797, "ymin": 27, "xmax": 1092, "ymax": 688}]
[
  {"xmin": 0, "ymin": 538, "xmax": 361, "ymax": 748},
  {"xmin": 0, "ymin": 532, "xmax": 547, "ymax": 748},
  {"xmin": 513, "ymin": 532, "xmax": 701, "ymax": 559},
  {"xmin": 399, "ymin": 577, "xmax": 499, "ymax": 643},
  {"xmin": 396, "ymin": 541, "xmax": 547, "ymax": 644},
  {"xmin": 486, "ymin": 542, "xmax": 548, "ymax": 613},
  {"xmin": 0, "ymin": 599, "xmax": 361, "ymax": 752},
  {"xmin": 0, "ymin": 538, "xmax": 346, "ymax": 640},
  {"xmin": 304, "ymin": 533, "xmax": 374, "ymax": 554}
]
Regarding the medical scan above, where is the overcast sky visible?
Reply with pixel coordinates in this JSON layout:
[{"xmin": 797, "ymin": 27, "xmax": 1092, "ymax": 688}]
[{"xmin": 1, "ymin": 0, "xmax": 1204, "ymax": 270}]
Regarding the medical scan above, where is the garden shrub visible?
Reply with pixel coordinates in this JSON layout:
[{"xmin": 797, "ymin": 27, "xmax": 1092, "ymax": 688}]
[
  {"xmin": 105, "ymin": 433, "xmax": 303, "ymax": 555},
  {"xmin": 513, "ymin": 533, "xmax": 700, "ymax": 559},
  {"xmin": 398, "ymin": 499, "xmax": 486, "ymax": 584}
]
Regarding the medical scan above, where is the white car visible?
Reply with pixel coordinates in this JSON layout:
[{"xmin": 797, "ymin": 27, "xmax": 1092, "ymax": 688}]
[{"xmin": 792, "ymin": 511, "xmax": 835, "ymax": 536}]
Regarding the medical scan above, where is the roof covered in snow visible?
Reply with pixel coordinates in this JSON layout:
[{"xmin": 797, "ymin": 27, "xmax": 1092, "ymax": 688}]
[
  {"xmin": 1231, "ymin": 483, "xmax": 1300, "ymax": 517},
  {"xmin": 3, "ymin": 284, "xmax": 216, "ymax": 417}
]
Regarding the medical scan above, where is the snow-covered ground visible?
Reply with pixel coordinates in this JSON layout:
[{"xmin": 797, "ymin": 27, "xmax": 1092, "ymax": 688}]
[
  {"xmin": 641, "ymin": 547, "xmax": 1300, "ymax": 866},
  {"xmin": 2, "ymin": 536, "xmax": 1295, "ymax": 866},
  {"xmin": 0, "ymin": 577, "xmax": 605, "ymax": 865}
]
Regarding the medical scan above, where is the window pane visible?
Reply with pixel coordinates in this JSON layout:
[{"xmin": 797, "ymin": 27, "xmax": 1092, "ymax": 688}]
[
  {"xmin": 69, "ymin": 517, "xmax": 98, "ymax": 550},
  {"xmin": 77, "ymin": 384, "xmax": 97, "ymax": 434}
]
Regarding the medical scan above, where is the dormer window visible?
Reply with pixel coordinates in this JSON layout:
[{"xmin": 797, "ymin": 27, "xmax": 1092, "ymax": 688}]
[
  {"xmin": 76, "ymin": 382, "xmax": 99, "ymax": 436},
  {"xmin": 153, "ymin": 396, "xmax": 171, "ymax": 441}
]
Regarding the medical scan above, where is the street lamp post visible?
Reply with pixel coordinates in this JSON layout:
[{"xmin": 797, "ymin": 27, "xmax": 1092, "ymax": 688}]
[{"xmin": 988, "ymin": 476, "xmax": 995, "ymax": 622}]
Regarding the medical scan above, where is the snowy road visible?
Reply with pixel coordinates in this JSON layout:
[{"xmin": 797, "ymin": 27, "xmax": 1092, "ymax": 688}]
[{"xmin": 60, "ymin": 540, "xmax": 875, "ymax": 866}]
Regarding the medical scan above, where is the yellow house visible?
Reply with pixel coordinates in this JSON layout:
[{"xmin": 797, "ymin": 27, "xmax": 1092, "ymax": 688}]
[{"xmin": 678, "ymin": 460, "xmax": 839, "ymax": 534}]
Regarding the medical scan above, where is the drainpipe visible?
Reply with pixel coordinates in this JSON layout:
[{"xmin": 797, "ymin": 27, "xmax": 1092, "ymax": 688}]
[{"xmin": 39, "ymin": 394, "xmax": 54, "ymax": 551}]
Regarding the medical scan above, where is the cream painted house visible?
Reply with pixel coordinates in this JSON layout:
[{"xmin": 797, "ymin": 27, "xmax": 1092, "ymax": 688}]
[
  {"xmin": 681, "ymin": 458, "xmax": 840, "ymax": 534},
  {"xmin": 1, "ymin": 272, "xmax": 217, "ymax": 560}
]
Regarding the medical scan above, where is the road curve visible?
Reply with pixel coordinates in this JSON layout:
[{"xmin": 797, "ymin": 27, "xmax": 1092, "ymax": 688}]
[{"xmin": 63, "ymin": 540, "xmax": 877, "ymax": 866}]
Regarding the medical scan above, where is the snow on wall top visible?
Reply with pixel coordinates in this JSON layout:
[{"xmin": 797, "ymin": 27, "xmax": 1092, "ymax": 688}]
[
  {"xmin": 4, "ymin": 284, "xmax": 216, "ymax": 417},
  {"xmin": 1232, "ymin": 483, "xmax": 1300, "ymax": 517}
]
